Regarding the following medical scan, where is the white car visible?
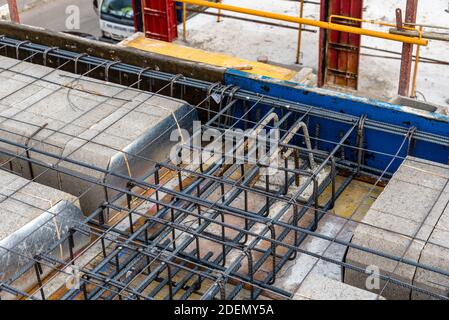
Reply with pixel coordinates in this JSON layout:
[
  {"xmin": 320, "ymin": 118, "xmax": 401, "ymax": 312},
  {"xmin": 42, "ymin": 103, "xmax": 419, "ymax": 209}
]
[{"xmin": 94, "ymin": 0, "xmax": 137, "ymax": 41}]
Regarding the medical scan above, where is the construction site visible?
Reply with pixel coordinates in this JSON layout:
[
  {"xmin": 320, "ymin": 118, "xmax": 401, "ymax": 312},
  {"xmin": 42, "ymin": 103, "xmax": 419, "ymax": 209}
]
[{"xmin": 0, "ymin": 0, "xmax": 448, "ymax": 302}]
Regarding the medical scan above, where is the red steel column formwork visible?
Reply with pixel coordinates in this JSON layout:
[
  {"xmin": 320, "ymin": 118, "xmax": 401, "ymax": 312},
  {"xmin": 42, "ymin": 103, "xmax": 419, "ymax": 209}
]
[
  {"xmin": 142, "ymin": 0, "xmax": 178, "ymax": 42},
  {"xmin": 318, "ymin": 0, "xmax": 363, "ymax": 90},
  {"xmin": 398, "ymin": 0, "xmax": 418, "ymax": 97},
  {"xmin": 7, "ymin": 0, "xmax": 20, "ymax": 23}
]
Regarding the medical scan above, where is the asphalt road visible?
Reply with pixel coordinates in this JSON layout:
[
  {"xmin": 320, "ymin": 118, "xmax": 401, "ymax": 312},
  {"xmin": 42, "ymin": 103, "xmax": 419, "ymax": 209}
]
[{"xmin": 19, "ymin": 0, "xmax": 102, "ymax": 37}]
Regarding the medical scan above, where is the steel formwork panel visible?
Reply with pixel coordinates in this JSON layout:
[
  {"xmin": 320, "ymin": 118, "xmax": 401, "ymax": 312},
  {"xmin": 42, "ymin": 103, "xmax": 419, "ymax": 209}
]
[
  {"xmin": 142, "ymin": 0, "xmax": 178, "ymax": 42},
  {"xmin": 318, "ymin": 0, "xmax": 363, "ymax": 89}
]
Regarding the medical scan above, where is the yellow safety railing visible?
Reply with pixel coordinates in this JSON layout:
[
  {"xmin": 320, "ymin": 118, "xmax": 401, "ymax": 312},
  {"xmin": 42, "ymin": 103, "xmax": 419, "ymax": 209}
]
[
  {"xmin": 328, "ymin": 15, "xmax": 424, "ymax": 97},
  {"xmin": 411, "ymin": 26, "xmax": 424, "ymax": 98},
  {"xmin": 177, "ymin": 0, "xmax": 428, "ymax": 46},
  {"xmin": 296, "ymin": 0, "xmax": 305, "ymax": 64},
  {"xmin": 178, "ymin": 0, "xmax": 428, "ymax": 96},
  {"xmin": 328, "ymin": 15, "xmax": 424, "ymax": 39}
]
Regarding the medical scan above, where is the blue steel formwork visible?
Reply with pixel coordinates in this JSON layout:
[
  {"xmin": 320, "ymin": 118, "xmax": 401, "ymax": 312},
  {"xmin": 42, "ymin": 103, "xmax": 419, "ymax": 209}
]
[{"xmin": 225, "ymin": 69, "xmax": 449, "ymax": 174}]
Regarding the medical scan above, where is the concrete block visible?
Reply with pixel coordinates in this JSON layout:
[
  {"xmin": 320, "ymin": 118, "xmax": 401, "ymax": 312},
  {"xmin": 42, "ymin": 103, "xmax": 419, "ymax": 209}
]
[
  {"xmin": 412, "ymin": 190, "xmax": 449, "ymax": 300},
  {"xmin": 363, "ymin": 207, "xmax": 435, "ymax": 241},
  {"xmin": 274, "ymin": 215, "xmax": 355, "ymax": 293},
  {"xmin": 344, "ymin": 156, "xmax": 449, "ymax": 300},
  {"xmin": 412, "ymin": 243, "xmax": 449, "ymax": 300},
  {"xmin": 345, "ymin": 223, "xmax": 425, "ymax": 300},
  {"xmin": 294, "ymin": 273, "xmax": 385, "ymax": 300},
  {"xmin": 403, "ymin": 157, "xmax": 449, "ymax": 180},
  {"xmin": 0, "ymin": 56, "xmax": 197, "ymax": 214},
  {"xmin": 370, "ymin": 178, "xmax": 440, "ymax": 224}
]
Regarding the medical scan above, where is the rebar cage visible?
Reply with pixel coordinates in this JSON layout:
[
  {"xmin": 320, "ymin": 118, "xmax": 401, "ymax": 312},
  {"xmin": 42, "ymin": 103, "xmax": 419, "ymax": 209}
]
[{"xmin": 0, "ymin": 36, "xmax": 448, "ymax": 300}]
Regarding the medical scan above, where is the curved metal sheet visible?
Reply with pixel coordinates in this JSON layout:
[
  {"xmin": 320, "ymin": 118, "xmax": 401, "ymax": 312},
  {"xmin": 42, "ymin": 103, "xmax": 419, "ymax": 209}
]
[{"xmin": 0, "ymin": 200, "xmax": 90, "ymax": 299}]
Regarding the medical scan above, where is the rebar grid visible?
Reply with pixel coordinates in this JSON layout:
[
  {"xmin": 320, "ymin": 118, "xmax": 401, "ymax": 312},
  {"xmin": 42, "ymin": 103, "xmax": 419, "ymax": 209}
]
[{"xmin": 0, "ymin": 37, "xmax": 448, "ymax": 301}]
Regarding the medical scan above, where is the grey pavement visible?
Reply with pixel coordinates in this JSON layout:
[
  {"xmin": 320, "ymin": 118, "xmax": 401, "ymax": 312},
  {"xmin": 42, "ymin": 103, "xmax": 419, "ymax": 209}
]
[{"xmin": 2, "ymin": 0, "xmax": 101, "ymax": 37}]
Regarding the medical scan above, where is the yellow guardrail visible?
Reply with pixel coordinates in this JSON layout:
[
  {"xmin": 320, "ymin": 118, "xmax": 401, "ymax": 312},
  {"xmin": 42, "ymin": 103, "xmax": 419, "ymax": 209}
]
[
  {"xmin": 328, "ymin": 15, "xmax": 424, "ymax": 40},
  {"xmin": 177, "ymin": 0, "xmax": 428, "ymax": 46}
]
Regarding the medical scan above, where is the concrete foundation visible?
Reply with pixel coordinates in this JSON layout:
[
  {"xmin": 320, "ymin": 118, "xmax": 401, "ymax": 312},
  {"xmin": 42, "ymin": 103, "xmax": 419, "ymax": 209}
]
[{"xmin": 344, "ymin": 156, "xmax": 449, "ymax": 300}]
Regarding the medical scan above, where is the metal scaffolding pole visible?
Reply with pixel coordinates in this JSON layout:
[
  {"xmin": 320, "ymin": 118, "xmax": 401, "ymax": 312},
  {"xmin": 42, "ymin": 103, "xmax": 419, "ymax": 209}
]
[
  {"xmin": 6, "ymin": 0, "xmax": 20, "ymax": 24},
  {"xmin": 398, "ymin": 0, "xmax": 419, "ymax": 96}
]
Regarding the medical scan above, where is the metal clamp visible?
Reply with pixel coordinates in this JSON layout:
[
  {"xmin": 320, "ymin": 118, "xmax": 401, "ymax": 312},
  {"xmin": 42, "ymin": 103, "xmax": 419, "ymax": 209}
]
[
  {"xmin": 219, "ymin": 84, "xmax": 234, "ymax": 109},
  {"xmin": 169, "ymin": 74, "xmax": 184, "ymax": 97},
  {"xmin": 42, "ymin": 46, "xmax": 58, "ymax": 67},
  {"xmin": 206, "ymin": 82, "xmax": 221, "ymax": 121},
  {"xmin": 104, "ymin": 60, "xmax": 121, "ymax": 82},
  {"xmin": 406, "ymin": 126, "xmax": 417, "ymax": 156},
  {"xmin": 227, "ymin": 85, "xmax": 240, "ymax": 102},
  {"xmin": 74, "ymin": 53, "xmax": 88, "ymax": 74},
  {"xmin": 15, "ymin": 40, "xmax": 30, "ymax": 59},
  {"xmin": 137, "ymin": 67, "xmax": 152, "ymax": 90}
]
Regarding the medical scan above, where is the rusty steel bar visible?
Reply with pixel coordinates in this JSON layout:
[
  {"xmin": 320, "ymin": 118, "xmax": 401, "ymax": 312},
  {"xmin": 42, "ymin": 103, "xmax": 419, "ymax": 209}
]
[
  {"xmin": 295, "ymin": 0, "xmax": 305, "ymax": 64},
  {"xmin": 390, "ymin": 28, "xmax": 449, "ymax": 42},
  {"xmin": 216, "ymin": 0, "xmax": 222, "ymax": 23},
  {"xmin": 410, "ymin": 26, "xmax": 423, "ymax": 98},
  {"xmin": 182, "ymin": 2, "xmax": 187, "ymax": 41},
  {"xmin": 6, "ymin": 0, "xmax": 20, "ymax": 24},
  {"xmin": 398, "ymin": 0, "xmax": 418, "ymax": 96}
]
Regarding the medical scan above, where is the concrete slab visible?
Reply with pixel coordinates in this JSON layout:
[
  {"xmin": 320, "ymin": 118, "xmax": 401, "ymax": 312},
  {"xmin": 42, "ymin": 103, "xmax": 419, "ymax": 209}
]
[{"xmin": 274, "ymin": 214, "xmax": 356, "ymax": 293}]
